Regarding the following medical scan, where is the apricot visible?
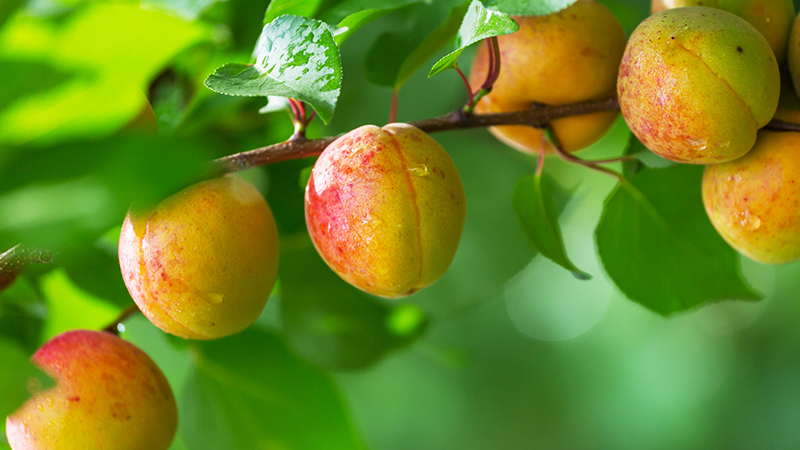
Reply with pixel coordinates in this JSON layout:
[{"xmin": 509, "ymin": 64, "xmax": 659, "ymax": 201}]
[
  {"xmin": 6, "ymin": 330, "xmax": 177, "ymax": 450},
  {"xmin": 652, "ymin": 0, "xmax": 795, "ymax": 63},
  {"xmin": 619, "ymin": 7, "xmax": 780, "ymax": 164},
  {"xmin": 702, "ymin": 86, "xmax": 800, "ymax": 264},
  {"xmin": 305, "ymin": 123, "xmax": 465, "ymax": 298},
  {"xmin": 468, "ymin": 0, "xmax": 625, "ymax": 153},
  {"xmin": 119, "ymin": 174, "xmax": 279, "ymax": 339}
]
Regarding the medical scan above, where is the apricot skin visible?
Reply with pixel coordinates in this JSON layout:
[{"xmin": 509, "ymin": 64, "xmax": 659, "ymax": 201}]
[
  {"xmin": 618, "ymin": 7, "xmax": 780, "ymax": 164},
  {"xmin": 305, "ymin": 123, "xmax": 465, "ymax": 298},
  {"xmin": 468, "ymin": 0, "xmax": 625, "ymax": 153},
  {"xmin": 652, "ymin": 0, "xmax": 794, "ymax": 63},
  {"xmin": 702, "ymin": 91, "xmax": 800, "ymax": 264},
  {"xmin": 6, "ymin": 330, "xmax": 177, "ymax": 450},
  {"xmin": 119, "ymin": 174, "xmax": 279, "ymax": 339}
]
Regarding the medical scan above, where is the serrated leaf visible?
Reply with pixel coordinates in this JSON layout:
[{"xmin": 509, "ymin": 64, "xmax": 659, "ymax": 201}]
[
  {"xmin": 366, "ymin": 1, "xmax": 469, "ymax": 89},
  {"xmin": 513, "ymin": 173, "xmax": 590, "ymax": 280},
  {"xmin": 263, "ymin": 0, "xmax": 324, "ymax": 25},
  {"xmin": 321, "ymin": 0, "xmax": 430, "ymax": 44},
  {"xmin": 180, "ymin": 329, "xmax": 366, "ymax": 450},
  {"xmin": 428, "ymin": 0, "xmax": 518, "ymax": 77},
  {"xmin": 482, "ymin": 0, "xmax": 578, "ymax": 16},
  {"xmin": 205, "ymin": 15, "xmax": 341, "ymax": 124},
  {"xmin": 280, "ymin": 237, "xmax": 426, "ymax": 371},
  {"xmin": 596, "ymin": 165, "xmax": 762, "ymax": 316}
]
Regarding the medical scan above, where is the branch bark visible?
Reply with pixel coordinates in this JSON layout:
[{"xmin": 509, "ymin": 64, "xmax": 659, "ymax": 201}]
[
  {"xmin": 213, "ymin": 97, "xmax": 620, "ymax": 173},
  {"xmin": 212, "ymin": 97, "xmax": 800, "ymax": 173}
]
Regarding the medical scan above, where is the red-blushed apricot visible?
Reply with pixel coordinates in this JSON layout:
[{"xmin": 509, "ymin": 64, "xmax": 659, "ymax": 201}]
[
  {"xmin": 119, "ymin": 174, "xmax": 279, "ymax": 339},
  {"xmin": 652, "ymin": 0, "xmax": 795, "ymax": 63},
  {"xmin": 468, "ymin": 0, "xmax": 625, "ymax": 153},
  {"xmin": 6, "ymin": 330, "xmax": 177, "ymax": 450},
  {"xmin": 619, "ymin": 7, "xmax": 780, "ymax": 164},
  {"xmin": 305, "ymin": 123, "xmax": 465, "ymax": 298},
  {"xmin": 702, "ymin": 86, "xmax": 800, "ymax": 263}
]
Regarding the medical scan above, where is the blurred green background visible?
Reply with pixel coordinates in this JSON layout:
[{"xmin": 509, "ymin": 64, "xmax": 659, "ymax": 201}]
[{"xmin": 2, "ymin": 0, "xmax": 800, "ymax": 449}]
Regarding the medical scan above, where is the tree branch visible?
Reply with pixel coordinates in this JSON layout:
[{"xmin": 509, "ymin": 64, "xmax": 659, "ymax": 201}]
[
  {"xmin": 212, "ymin": 97, "xmax": 800, "ymax": 173},
  {"xmin": 213, "ymin": 98, "xmax": 621, "ymax": 172}
]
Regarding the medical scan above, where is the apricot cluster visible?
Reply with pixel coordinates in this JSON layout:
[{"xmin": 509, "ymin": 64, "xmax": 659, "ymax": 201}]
[{"xmin": 615, "ymin": 3, "xmax": 800, "ymax": 264}]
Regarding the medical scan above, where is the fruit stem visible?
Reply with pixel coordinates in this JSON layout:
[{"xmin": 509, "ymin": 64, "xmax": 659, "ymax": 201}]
[
  {"xmin": 390, "ymin": 89, "xmax": 399, "ymax": 123},
  {"xmin": 481, "ymin": 37, "xmax": 501, "ymax": 92},
  {"xmin": 102, "ymin": 304, "xmax": 141, "ymax": 336},
  {"xmin": 550, "ymin": 137, "xmax": 623, "ymax": 181}
]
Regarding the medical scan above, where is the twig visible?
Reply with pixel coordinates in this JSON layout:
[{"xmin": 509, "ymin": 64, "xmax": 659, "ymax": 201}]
[
  {"xmin": 213, "ymin": 97, "xmax": 621, "ymax": 172},
  {"xmin": 102, "ymin": 304, "xmax": 141, "ymax": 335}
]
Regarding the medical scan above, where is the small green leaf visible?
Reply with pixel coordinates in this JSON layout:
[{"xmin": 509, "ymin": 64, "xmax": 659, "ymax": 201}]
[
  {"xmin": 366, "ymin": 2, "xmax": 469, "ymax": 89},
  {"xmin": 428, "ymin": 0, "xmax": 518, "ymax": 77},
  {"xmin": 483, "ymin": 0, "xmax": 578, "ymax": 16},
  {"xmin": 321, "ymin": 0, "xmax": 431, "ymax": 43},
  {"xmin": 596, "ymin": 165, "xmax": 762, "ymax": 316},
  {"xmin": 513, "ymin": 173, "xmax": 590, "ymax": 280},
  {"xmin": 263, "ymin": 0, "xmax": 324, "ymax": 25},
  {"xmin": 205, "ymin": 15, "xmax": 342, "ymax": 124},
  {"xmin": 624, "ymin": 136, "xmax": 673, "ymax": 178},
  {"xmin": 181, "ymin": 329, "xmax": 366, "ymax": 450}
]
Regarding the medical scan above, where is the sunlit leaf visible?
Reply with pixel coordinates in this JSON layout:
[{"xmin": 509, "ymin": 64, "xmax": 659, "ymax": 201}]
[
  {"xmin": 596, "ymin": 165, "xmax": 762, "ymax": 315},
  {"xmin": 428, "ymin": 0, "xmax": 517, "ymax": 77},
  {"xmin": 205, "ymin": 15, "xmax": 341, "ymax": 124},
  {"xmin": 482, "ymin": 0, "xmax": 578, "ymax": 16}
]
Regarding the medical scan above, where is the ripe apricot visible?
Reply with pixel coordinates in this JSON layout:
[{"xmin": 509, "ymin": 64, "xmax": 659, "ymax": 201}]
[
  {"xmin": 305, "ymin": 123, "xmax": 465, "ymax": 298},
  {"xmin": 468, "ymin": 0, "xmax": 625, "ymax": 153},
  {"xmin": 6, "ymin": 330, "xmax": 177, "ymax": 450},
  {"xmin": 702, "ymin": 86, "xmax": 800, "ymax": 264},
  {"xmin": 619, "ymin": 7, "xmax": 780, "ymax": 163},
  {"xmin": 119, "ymin": 174, "xmax": 279, "ymax": 339},
  {"xmin": 652, "ymin": 0, "xmax": 794, "ymax": 63}
]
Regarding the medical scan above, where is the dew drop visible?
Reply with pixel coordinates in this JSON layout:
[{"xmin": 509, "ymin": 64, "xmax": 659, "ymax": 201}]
[
  {"xmin": 408, "ymin": 164, "xmax": 430, "ymax": 177},
  {"xmin": 45, "ymin": 396, "xmax": 53, "ymax": 407}
]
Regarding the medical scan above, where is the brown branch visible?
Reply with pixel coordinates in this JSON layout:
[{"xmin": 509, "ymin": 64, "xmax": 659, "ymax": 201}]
[
  {"xmin": 213, "ymin": 97, "xmax": 621, "ymax": 172},
  {"xmin": 763, "ymin": 119, "xmax": 800, "ymax": 132},
  {"xmin": 213, "ymin": 97, "xmax": 800, "ymax": 174}
]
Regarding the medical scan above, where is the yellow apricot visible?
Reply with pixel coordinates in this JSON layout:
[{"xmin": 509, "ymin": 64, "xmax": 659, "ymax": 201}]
[
  {"xmin": 6, "ymin": 330, "xmax": 177, "ymax": 450},
  {"xmin": 652, "ymin": 0, "xmax": 794, "ymax": 63},
  {"xmin": 305, "ymin": 123, "xmax": 465, "ymax": 298},
  {"xmin": 468, "ymin": 0, "xmax": 625, "ymax": 153},
  {"xmin": 702, "ymin": 86, "xmax": 800, "ymax": 264},
  {"xmin": 619, "ymin": 7, "xmax": 780, "ymax": 163},
  {"xmin": 119, "ymin": 174, "xmax": 279, "ymax": 339}
]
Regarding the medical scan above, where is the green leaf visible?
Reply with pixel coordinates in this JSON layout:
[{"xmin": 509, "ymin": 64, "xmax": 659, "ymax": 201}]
[
  {"xmin": 366, "ymin": 1, "xmax": 469, "ymax": 89},
  {"xmin": 0, "ymin": 3, "xmax": 207, "ymax": 145},
  {"xmin": 596, "ymin": 165, "xmax": 762, "ymax": 316},
  {"xmin": 0, "ymin": 337, "xmax": 52, "ymax": 424},
  {"xmin": 0, "ymin": 276, "xmax": 45, "ymax": 353},
  {"xmin": 263, "ymin": 0, "xmax": 324, "ymax": 25},
  {"xmin": 513, "ymin": 173, "xmax": 590, "ymax": 280},
  {"xmin": 140, "ymin": 0, "xmax": 223, "ymax": 20},
  {"xmin": 0, "ymin": 0, "xmax": 24, "ymax": 29},
  {"xmin": 624, "ymin": 136, "xmax": 674, "ymax": 178},
  {"xmin": 428, "ymin": 0, "xmax": 517, "ymax": 77},
  {"xmin": 280, "ymin": 237, "xmax": 426, "ymax": 370},
  {"xmin": 205, "ymin": 15, "xmax": 342, "ymax": 124},
  {"xmin": 321, "ymin": 0, "xmax": 431, "ymax": 43},
  {"xmin": 180, "ymin": 329, "xmax": 366, "ymax": 450},
  {"xmin": 482, "ymin": 0, "xmax": 578, "ymax": 16}
]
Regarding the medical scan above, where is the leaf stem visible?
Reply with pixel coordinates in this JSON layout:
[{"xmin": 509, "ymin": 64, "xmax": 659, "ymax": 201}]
[{"xmin": 390, "ymin": 90, "xmax": 399, "ymax": 123}]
